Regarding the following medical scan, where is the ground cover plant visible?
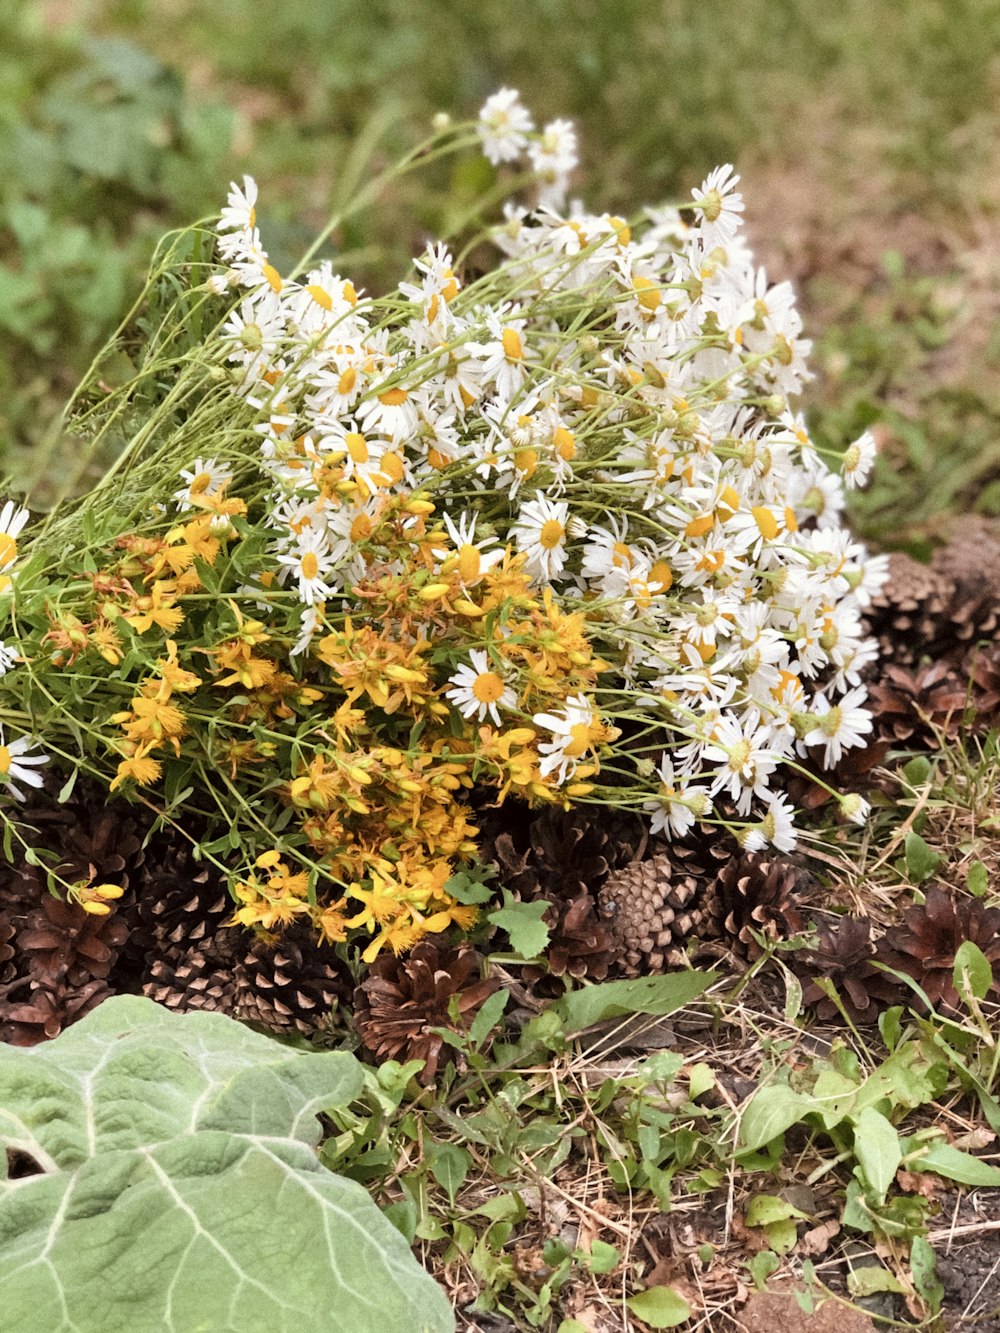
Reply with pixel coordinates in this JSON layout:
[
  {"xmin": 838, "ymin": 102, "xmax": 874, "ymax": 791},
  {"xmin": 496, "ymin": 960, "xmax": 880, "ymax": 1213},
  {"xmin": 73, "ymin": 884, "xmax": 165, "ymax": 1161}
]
[{"xmin": 2, "ymin": 7, "xmax": 1000, "ymax": 1331}]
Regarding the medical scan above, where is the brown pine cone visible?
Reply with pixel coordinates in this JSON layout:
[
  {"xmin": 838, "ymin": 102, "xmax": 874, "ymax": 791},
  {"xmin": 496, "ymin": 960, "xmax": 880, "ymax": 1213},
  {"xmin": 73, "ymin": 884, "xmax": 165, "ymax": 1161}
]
[
  {"xmin": 121, "ymin": 842, "xmax": 232, "ymax": 976},
  {"xmin": 477, "ymin": 800, "xmax": 645, "ymax": 902},
  {"xmin": 1, "ymin": 978, "xmax": 110, "ymax": 1046},
  {"xmin": 930, "ymin": 521, "xmax": 1000, "ymax": 650},
  {"xmin": 597, "ymin": 852, "xmax": 708, "ymax": 977},
  {"xmin": 353, "ymin": 940, "xmax": 500, "ymax": 1083},
  {"xmin": 795, "ymin": 916, "xmax": 902, "ymax": 1023},
  {"xmin": 701, "ymin": 854, "xmax": 809, "ymax": 960},
  {"xmin": 142, "ymin": 928, "xmax": 241, "ymax": 1017},
  {"xmin": 234, "ymin": 926, "xmax": 351, "ymax": 1036},
  {"xmin": 864, "ymin": 552, "xmax": 955, "ymax": 668},
  {"xmin": 18, "ymin": 894, "xmax": 129, "ymax": 989},
  {"xmin": 533, "ymin": 891, "xmax": 618, "ymax": 988},
  {"xmin": 875, "ymin": 887, "xmax": 1000, "ymax": 1013},
  {"xmin": 867, "ymin": 661, "xmax": 972, "ymax": 747}
]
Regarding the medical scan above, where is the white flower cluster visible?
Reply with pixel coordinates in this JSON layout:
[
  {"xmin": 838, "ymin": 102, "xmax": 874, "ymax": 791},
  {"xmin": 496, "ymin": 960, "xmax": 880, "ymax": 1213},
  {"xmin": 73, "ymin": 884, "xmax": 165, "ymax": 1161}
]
[
  {"xmin": 199, "ymin": 90, "xmax": 886, "ymax": 853},
  {"xmin": 0, "ymin": 500, "xmax": 50, "ymax": 799}
]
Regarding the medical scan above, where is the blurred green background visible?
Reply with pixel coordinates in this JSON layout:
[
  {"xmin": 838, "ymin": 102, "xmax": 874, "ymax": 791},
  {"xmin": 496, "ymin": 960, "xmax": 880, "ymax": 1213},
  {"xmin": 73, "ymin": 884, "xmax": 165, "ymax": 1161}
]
[{"xmin": 3, "ymin": 0, "xmax": 999, "ymax": 545}]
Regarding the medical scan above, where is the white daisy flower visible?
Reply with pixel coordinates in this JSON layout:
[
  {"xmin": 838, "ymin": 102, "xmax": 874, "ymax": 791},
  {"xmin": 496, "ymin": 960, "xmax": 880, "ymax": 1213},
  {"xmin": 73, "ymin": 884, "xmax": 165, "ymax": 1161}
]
[
  {"xmin": 478, "ymin": 88, "xmax": 534, "ymax": 165},
  {"xmin": 511, "ymin": 494, "xmax": 571, "ymax": 583},
  {"xmin": 445, "ymin": 650, "xmax": 517, "ymax": 726},
  {"xmin": 219, "ymin": 175, "xmax": 258, "ymax": 232},
  {"xmin": 801, "ymin": 686, "xmax": 874, "ymax": 767},
  {"xmin": 174, "ymin": 458, "xmax": 234, "ymax": 512},
  {"xmin": 0, "ymin": 642, "xmax": 18, "ymax": 676},
  {"xmin": 842, "ymin": 429, "xmax": 877, "ymax": 489},
  {"xmin": 690, "ymin": 164, "xmax": 744, "ymax": 248},
  {"xmin": 0, "ymin": 726, "xmax": 49, "ymax": 801},
  {"xmin": 533, "ymin": 694, "xmax": 610, "ymax": 784},
  {"xmin": 643, "ymin": 755, "xmax": 711, "ymax": 838},
  {"xmin": 275, "ymin": 529, "xmax": 336, "ymax": 605},
  {"xmin": 0, "ymin": 499, "xmax": 30, "ymax": 585}
]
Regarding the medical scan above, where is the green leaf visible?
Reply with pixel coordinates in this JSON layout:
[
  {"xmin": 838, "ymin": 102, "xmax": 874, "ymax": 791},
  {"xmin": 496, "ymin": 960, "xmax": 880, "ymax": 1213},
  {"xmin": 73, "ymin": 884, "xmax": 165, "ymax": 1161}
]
[
  {"xmin": 488, "ymin": 898, "xmax": 551, "ymax": 958},
  {"xmin": 910, "ymin": 1236, "xmax": 944, "ymax": 1314},
  {"xmin": 748, "ymin": 1250, "xmax": 779, "ymax": 1289},
  {"xmin": 953, "ymin": 939, "xmax": 992, "ymax": 1002},
  {"xmin": 468, "ymin": 988, "xmax": 509, "ymax": 1049},
  {"xmin": 0, "ymin": 997, "xmax": 454, "ymax": 1333},
  {"xmin": 853, "ymin": 1106, "xmax": 902, "ymax": 1202},
  {"xmin": 847, "ymin": 1267, "xmax": 907, "ymax": 1297},
  {"xmin": 744, "ymin": 1195, "xmax": 808, "ymax": 1228},
  {"xmin": 554, "ymin": 970, "xmax": 716, "ymax": 1034},
  {"xmin": 737, "ymin": 1085, "xmax": 814, "ymax": 1155},
  {"xmin": 625, "ymin": 1285, "xmax": 691, "ymax": 1327},
  {"xmin": 443, "ymin": 871, "xmax": 493, "ymax": 905},
  {"xmin": 584, "ymin": 1239, "xmax": 619, "ymax": 1274},
  {"xmin": 426, "ymin": 1141, "xmax": 471, "ymax": 1207},
  {"xmin": 904, "ymin": 831, "xmax": 942, "ymax": 883},
  {"xmin": 966, "ymin": 860, "xmax": 988, "ymax": 897},
  {"xmin": 688, "ymin": 1062, "xmax": 715, "ymax": 1100},
  {"xmin": 905, "ymin": 1139, "xmax": 1000, "ymax": 1187}
]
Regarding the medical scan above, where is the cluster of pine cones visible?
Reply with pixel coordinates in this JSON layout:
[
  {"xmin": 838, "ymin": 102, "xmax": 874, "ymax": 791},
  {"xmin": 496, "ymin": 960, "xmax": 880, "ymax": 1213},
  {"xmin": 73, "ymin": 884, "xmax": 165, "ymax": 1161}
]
[{"xmin": 1, "ymin": 522, "xmax": 998, "ymax": 1078}]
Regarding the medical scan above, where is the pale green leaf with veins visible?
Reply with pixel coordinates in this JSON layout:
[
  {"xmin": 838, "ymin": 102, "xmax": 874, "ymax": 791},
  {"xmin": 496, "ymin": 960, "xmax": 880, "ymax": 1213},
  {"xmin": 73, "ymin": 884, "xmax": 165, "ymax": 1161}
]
[{"xmin": 0, "ymin": 996, "xmax": 454, "ymax": 1333}]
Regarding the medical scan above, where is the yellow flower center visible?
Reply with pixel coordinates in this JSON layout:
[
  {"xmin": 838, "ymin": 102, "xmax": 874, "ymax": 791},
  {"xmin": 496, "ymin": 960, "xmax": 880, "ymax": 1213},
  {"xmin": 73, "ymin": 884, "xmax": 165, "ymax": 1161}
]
[
  {"xmin": 0, "ymin": 745, "xmax": 10, "ymax": 775},
  {"xmin": 300, "ymin": 552, "xmax": 319, "ymax": 580},
  {"xmin": 539, "ymin": 519, "xmax": 565, "ymax": 550},
  {"xmin": 338, "ymin": 367, "xmax": 357, "ymax": 395},
  {"xmin": 501, "ymin": 328, "xmax": 524, "ymax": 361},
  {"xmin": 190, "ymin": 471, "xmax": 214, "ymax": 496},
  {"xmin": 307, "ymin": 284, "xmax": 333, "ymax": 310},
  {"xmin": 262, "ymin": 263, "xmax": 283, "ymax": 293},
  {"xmin": 472, "ymin": 671, "xmax": 506, "ymax": 705},
  {"xmin": 0, "ymin": 535, "xmax": 17, "ymax": 569},
  {"xmin": 378, "ymin": 387, "xmax": 409, "ymax": 406},
  {"xmin": 345, "ymin": 432, "xmax": 369, "ymax": 465}
]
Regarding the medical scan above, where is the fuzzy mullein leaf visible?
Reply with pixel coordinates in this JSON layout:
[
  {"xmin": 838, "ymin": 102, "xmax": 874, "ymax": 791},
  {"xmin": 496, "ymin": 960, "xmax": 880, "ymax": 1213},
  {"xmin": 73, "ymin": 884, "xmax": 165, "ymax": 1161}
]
[{"xmin": 0, "ymin": 996, "xmax": 454, "ymax": 1333}]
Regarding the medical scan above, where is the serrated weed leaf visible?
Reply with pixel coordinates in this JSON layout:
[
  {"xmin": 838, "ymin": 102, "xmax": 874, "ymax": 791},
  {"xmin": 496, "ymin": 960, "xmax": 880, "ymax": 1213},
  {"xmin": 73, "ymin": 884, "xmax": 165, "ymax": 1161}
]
[{"xmin": 0, "ymin": 997, "xmax": 454, "ymax": 1333}]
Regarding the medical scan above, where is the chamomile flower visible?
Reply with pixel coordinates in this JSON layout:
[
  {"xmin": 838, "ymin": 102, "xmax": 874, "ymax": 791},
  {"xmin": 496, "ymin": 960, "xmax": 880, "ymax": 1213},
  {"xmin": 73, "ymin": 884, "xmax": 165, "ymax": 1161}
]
[
  {"xmin": 478, "ymin": 88, "xmax": 534, "ymax": 164},
  {"xmin": 219, "ymin": 175, "xmax": 258, "ymax": 232},
  {"xmin": 0, "ymin": 642, "xmax": 17, "ymax": 675},
  {"xmin": 643, "ymin": 755, "xmax": 711, "ymax": 838},
  {"xmin": 511, "ymin": 494, "xmax": 572, "ymax": 582},
  {"xmin": 690, "ymin": 164, "xmax": 744, "ymax": 248},
  {"xmin": 800, "ymin": 686, "xmax": 873, "ymax": 766},
  {"xmin": 174, "ymin": 458, "xmax": 234, "ymax": 512},
  {"xmin": 445, "ymin": 650, "xmax": 517, "ymax": 726},
  {"xmin": 533, "ymin": 694, "xmax": 614, "ymax": 784},
  {"xmin": 842, "ymin": 429, "xmax": 877, "ymax": 489},
  {"xmin": 0, "ymin": 726, "xmax": 49, "ymax": 801},
  {"xmin": 275, "ymin": 529, "xmax": 336, "ymax": 605},
  {"xmin": 0, "ymin": 500, "xmax": 30, "ymax": 578}
]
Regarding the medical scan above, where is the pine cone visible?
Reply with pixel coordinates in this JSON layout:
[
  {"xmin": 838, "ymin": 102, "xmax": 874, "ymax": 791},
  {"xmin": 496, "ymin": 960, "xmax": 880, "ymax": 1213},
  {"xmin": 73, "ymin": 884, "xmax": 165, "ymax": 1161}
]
[
  {"xmin": 930, "ymin": 521, "xmax": 1000, "ymax": 651},
  {"xmin": 865, "ymin": 552, "xmax": 954, "ymax": 668},
  {"xmin": 0, "ymin": 915, "xmax": 16, "ymax": 985},
  {"xmin": 353, "ymin": 940, "xmax": 500, "ymax": 1083},
  {"xmin": 701, "ymin": 854, "xmax": 809, "ymax": 959},
  {"xmin": 534, "ymin": 891, "xmax": 618, "ymax": 987},
  {"xmin": 795, "ymin": 916, "xmax": 901, "ymax": 1023},
  {"xmin": 17, "ymin": 894, "xmax": 129, "ymax": 989},
  {"xmin": 875, "ymin": 887, "xmax": 1000, "ymax": 1012},
  {"xmin": 120, "ymin": 841, "xmax": 232, "ymax": 979},
  {"xmin": 142, "ymin": 929, "xmax": 241, "ymax": 1016},
  {"xmin": 1, "ymin": 978, "xmax": 110, "ymax": 1046},
  {"xmin": 597, "ymin": 852, "xmax": 708, "ymax": 977},
  {"xmin": 478, "ymin": 801, "xmax": 645, "ymax": 901},
  {"xmin": 867, "ymin": 661, "xmax": 972, "ymax": 747},
  {"xmin": 234, "ymin": 927, "xmax": 351, "ymax": 1035}
]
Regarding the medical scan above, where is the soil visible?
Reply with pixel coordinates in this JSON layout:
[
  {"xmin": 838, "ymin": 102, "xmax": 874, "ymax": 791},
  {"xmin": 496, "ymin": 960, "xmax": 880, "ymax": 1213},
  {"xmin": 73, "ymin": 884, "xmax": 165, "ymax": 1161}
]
[{"xmin": 936, "ymin": 1189, "xmax": 1000, "ymax": 1331}]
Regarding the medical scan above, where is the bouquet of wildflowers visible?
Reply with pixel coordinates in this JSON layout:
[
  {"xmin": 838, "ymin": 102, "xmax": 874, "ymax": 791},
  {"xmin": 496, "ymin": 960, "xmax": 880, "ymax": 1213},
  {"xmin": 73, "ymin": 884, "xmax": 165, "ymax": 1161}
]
[{"xmin": 0, "ymin": 90, "xmax": 885, "ymax": 963}]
